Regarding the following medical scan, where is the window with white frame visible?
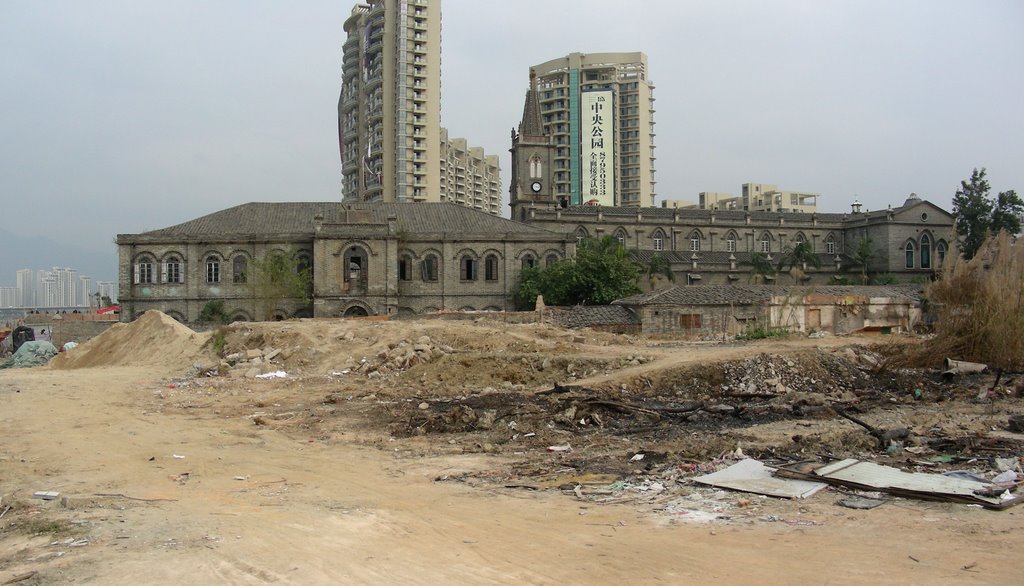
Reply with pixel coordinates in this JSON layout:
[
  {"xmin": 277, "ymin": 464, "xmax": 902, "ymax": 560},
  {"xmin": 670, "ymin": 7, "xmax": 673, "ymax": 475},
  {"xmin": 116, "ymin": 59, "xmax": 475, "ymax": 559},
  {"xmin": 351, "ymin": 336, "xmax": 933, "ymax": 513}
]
[
  {"xmin": 206, "ymin": 256, "xmax": 220, "ymax": 283},
  {"xmin": 164, "ymin": 256, "xmax": 182, "ymax": 284}
]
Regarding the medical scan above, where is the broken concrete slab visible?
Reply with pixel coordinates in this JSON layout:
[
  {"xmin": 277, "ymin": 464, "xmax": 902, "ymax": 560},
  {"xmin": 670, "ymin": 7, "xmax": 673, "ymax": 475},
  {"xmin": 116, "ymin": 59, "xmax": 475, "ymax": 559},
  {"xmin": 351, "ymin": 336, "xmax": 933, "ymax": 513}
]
[
  {"xmin": 693, "ymin": 458, "xmax": 827, "ymax": 499},
  {"xmin": 779, "ymin": 459, "xmax": 1023, "ymax": 510}
]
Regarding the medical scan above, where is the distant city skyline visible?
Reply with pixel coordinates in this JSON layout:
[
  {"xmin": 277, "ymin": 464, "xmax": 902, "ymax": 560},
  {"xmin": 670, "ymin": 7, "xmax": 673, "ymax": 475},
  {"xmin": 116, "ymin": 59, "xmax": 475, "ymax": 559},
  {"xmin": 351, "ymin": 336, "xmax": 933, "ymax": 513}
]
[{"xmin": 0, "ymin": 266, "xmax": 116, "ymax": 309}]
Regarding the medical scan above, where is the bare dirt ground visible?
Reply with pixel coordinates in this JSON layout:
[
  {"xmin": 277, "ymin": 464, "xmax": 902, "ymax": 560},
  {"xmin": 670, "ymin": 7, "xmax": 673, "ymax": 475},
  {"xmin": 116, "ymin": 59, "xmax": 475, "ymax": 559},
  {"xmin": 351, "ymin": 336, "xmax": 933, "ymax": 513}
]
[{"xmin": 1, "ymin": 312, "xmax": 1022, "ymax": 584}]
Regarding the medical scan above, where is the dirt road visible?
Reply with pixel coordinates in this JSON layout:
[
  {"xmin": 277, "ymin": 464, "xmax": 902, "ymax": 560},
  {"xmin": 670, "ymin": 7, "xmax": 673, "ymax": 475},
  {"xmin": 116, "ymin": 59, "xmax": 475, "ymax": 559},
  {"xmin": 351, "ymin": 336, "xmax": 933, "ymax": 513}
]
[{"xmin": 1, "ymin": 318, "xmax": 1021, "ymax": 584}]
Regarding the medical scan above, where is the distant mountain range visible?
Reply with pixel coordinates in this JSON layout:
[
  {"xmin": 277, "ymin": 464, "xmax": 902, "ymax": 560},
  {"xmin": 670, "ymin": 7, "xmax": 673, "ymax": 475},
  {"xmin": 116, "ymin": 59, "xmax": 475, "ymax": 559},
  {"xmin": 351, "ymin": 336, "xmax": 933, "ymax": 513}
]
[{"xmin": 0, "ymin": 228, "xmax": 117, "ymax": 285}]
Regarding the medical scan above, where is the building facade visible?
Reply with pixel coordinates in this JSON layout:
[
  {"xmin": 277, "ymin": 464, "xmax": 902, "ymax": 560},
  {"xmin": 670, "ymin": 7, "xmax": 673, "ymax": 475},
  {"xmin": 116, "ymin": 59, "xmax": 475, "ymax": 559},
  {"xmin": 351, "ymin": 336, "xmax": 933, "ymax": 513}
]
[
  {"xmin": 116, "ymin": 202, "xmax": 572, "ymax": 323},
  {"xmin": 521, "ymin": 194, "xmax": 954, "ymax": 285},
  {"xmin": 339, "ymin": 0, "xmax": 442, "ymax": 204},
  {"xmin": 338, "ymin": 0, "xmax": 502, "ymax": 213},
  {"xmin": 695, "ymin": 183, "xmax": 819, "ymax": 213},
  {"xmin": 524, "ymin": 52, "xmax": 657, "ymax": 209},
  {"xmin": 440, "ymin": 128, "xmax": 502, "ymax": 215}
]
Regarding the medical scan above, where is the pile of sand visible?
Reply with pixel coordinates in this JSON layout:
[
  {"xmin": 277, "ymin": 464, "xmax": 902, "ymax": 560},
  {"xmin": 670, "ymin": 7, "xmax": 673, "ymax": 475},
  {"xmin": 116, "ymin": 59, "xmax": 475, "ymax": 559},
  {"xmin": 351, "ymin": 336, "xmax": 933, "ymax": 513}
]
[{"xmin": 51, "ymin": 311, "xmax": 213, "ymax": 371}]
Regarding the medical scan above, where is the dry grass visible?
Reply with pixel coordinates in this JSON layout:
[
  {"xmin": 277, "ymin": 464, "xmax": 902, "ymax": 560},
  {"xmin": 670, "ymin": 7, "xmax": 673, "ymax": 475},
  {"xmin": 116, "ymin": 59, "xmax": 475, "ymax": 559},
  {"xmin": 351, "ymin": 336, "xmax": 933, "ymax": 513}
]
[{"xmin": 924, "ymin": 231, "xmax": 1024, "ymax": 371}]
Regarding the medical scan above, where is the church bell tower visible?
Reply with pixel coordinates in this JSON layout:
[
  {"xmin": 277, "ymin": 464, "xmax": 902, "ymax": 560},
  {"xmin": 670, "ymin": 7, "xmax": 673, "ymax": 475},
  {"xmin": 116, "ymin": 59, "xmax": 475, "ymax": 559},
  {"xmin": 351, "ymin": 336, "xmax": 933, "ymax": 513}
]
[{"xmin": 509, "ymin": 70, "xmax": 560, "ymax": 222}]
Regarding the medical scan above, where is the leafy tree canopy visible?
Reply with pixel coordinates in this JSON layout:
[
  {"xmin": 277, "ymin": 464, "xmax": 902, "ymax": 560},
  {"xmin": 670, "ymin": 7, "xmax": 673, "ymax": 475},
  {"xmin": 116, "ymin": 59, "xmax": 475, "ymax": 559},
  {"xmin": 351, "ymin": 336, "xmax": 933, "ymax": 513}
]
[
  {"xmin": 952, "ymin": 167, "xmax": 1023, "ymax": 260},
  {"xmin": 743, "ymin": 251, "xmax": 777, "ymax": 284},
  {"xmin": 252, "ymin": 249, "xmax": 312, "ymax": 320},
  {"xmin": 514, "ymin": 236, "xmax": 640, "ymax": 309}
]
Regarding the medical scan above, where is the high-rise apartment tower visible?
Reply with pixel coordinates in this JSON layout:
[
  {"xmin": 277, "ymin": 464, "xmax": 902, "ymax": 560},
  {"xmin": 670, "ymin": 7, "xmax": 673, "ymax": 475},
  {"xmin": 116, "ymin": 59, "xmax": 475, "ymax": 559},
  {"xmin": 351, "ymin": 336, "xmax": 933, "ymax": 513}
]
[
  {"xmin": 524, "ymin": 52, "xmax": 657, "ymax": 208},
  {"xmin": 339, "ymin": 0, "xmax": 442, "ymax": 204}
]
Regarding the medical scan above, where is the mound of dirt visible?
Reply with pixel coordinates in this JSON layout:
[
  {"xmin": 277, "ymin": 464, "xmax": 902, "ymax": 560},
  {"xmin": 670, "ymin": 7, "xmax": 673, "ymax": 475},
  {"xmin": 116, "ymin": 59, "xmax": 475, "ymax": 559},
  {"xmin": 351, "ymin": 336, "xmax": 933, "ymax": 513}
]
[{"xmin": 50, "ymin": 311, "xmax": 212, "ymax": 372}]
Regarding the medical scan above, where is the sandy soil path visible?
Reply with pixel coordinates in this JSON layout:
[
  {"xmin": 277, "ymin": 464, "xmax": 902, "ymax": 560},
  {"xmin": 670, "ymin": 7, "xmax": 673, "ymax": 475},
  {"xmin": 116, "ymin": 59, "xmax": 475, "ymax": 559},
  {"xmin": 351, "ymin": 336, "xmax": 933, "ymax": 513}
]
[{"xmin": 1, "ymin": 364, "xmax": 1020, "ymax": 584}]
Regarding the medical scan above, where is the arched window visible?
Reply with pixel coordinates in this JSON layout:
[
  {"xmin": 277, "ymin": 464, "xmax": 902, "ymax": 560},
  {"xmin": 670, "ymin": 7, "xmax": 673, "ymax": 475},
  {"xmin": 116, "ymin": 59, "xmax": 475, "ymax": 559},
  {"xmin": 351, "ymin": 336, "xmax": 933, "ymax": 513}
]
[
  {"xmin": 460, "ymin": 254, "xmax": 478, "ymax": 281},
  {"xmin": 614, "ymin": 229, "xmax": 627, "ymax": 248},
  {"xmin": 521, "ymin": 254, "xmax": 536, "ymax": 270},
  {"xmin": 529, "ymin": 155, "xmax": 542, "ymax": 179},
  {"xmin": 725, "ymin": 232, "xmax": 737, "ymax": 253},
  {"xmin": 206, "ymin": 256, "xmax": 221, "ymax": 283},
  {"xmin": 546, "ymin": 254, "xmax": 559, "ymax": 267},
  {"xmin": 905, "ymin": 241, "xmax": 915, "ymax": 269},
  {"xmin": 233, "ymin": 255, "xmax": 247, "ymax": 284},
  {"xmin": 760, "ymin": 234, "xmax": 771, "ymax": 253},
  {"xmin": 575, "ymin": 227, "xmax": 588, "ymax": 245},
  {"xmin": 164, "ymin": 256, "xmax": 182, "ymax": 284},
  {"xmin": 920, "ymin": 234, "xmax": 932, "ymax": 269},
  {"xmin": 421, "ymin": 254, "xmax": 439, "ymax": 282},
  {"xmin": 936, "ymin": 241, "xmax": 948, "ymax": 267},
  {"xmin": 485, "ymin": 254, "xmax": 499, "ymax": 281},
  {"xmin": 343, "ymin": 246, "xmax": 367, "ymax": 291},
  {"xmin": 652, "ymin": 230, "xmax": 664, "ymax": 252},
  {"xmin": 689, "ymin": 231, "xmax": 701, "ymax": 252},
  {"xmin": 134, "ymin": 255, "xmax": 155, "ymax": 284},
  {"xmin": 825, "ymin": 235, "xmax": 836, "ymax": 255},
  {"xmin": 398, "ymin": 254, "xmax": 413, "ymax": 281}
]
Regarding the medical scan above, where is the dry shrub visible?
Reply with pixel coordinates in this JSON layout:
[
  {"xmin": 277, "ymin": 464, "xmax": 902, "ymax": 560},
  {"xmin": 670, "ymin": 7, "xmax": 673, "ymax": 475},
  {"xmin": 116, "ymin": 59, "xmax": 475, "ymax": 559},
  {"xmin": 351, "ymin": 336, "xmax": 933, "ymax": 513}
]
[{"xmin": 925, "ymin": 231, "xmax": 1024, "ymax": 371}]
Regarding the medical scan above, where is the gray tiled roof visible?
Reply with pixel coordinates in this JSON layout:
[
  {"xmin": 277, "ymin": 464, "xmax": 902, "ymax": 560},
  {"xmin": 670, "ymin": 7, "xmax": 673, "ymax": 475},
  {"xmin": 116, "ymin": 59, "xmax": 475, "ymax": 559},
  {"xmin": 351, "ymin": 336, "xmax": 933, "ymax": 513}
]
[
  {"xmin": 553, "ymin": 205, "xmax": 850, "ymax": 223},
  {"xmin": 560, "ymin": 305, "xmax": 639, "ymax": 328},
  {"xmin": 131, "ymin": 202, "xmax": 558, "ymax": 238},
  {"xmin": 614, "ymin": 284, "xmax": 925, "ymax": 306}
]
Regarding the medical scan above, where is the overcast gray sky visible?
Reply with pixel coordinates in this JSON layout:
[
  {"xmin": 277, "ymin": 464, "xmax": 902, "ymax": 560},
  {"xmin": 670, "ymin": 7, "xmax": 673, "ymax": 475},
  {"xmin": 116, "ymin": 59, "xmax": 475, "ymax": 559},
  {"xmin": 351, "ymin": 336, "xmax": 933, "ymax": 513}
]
[{"xmin": 2, "ymin": 0, "xmax": 1022, "ymax": 282}]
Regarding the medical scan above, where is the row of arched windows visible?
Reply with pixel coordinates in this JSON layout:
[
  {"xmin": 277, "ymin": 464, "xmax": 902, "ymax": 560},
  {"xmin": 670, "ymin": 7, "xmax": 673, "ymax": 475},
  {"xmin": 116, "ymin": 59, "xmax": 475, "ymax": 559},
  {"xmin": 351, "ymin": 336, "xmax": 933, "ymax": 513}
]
[
  {"xmin": 396, "ymin": 251, "xmax": 561, "ymax": 283},
  {"xmin": 905, "ymin": 234, "xmax": 947, "ymax": 269},
  {"xmin": 578, "ymin": 227, "xmax": 839, "ymax": 255},
  {"xmin": 132, "ymin": 252, "xmax": 310, "ymax": 285}
]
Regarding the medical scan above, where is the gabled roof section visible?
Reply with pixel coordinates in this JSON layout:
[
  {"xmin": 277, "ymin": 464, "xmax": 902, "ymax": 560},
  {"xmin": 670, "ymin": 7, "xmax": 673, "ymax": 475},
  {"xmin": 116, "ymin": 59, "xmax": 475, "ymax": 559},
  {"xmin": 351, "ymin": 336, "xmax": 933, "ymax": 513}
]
[
  {"xmin": 892, "ymin": 199, "xmax": 954, "ymax": 222},
  {"xmin": 124, "ymin": 202, "xmax": 559, "ymax": 239},
  {"xmin": 136, "ymin": 202, "xmax": 334, "ymax": 237},
  {"xmin": 354, "ymin": 203, "xmax": 559, "ymax": 235}
]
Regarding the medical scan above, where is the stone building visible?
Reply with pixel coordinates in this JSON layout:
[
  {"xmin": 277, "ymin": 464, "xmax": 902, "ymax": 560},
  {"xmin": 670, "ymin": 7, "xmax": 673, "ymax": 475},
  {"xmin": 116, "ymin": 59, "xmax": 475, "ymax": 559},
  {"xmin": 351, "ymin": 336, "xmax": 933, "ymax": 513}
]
[
  {"xmin": 116, "ymin": 202, "xmax": 572, "ymax": 322},
  {"xmin": 518, "ymin": 194, "xmax": 954, "ymax": 285},
  {"xmin": 613, "ymin": 284, "xmax": 925, "ymax": 337}
]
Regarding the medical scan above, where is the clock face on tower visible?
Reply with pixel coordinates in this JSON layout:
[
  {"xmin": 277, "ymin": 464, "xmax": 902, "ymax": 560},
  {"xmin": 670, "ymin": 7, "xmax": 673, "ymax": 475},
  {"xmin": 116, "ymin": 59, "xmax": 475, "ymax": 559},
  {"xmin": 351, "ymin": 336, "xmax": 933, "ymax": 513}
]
[{"xmin": 530, "ymin": 181, "xmax": 542, "ymax": 193}]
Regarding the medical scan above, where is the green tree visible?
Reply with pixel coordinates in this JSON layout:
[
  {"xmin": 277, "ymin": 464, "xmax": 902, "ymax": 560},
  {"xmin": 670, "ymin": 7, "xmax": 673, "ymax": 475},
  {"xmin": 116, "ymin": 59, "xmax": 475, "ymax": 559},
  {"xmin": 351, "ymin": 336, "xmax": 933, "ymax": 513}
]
[
  {"xmin": 635, "ymin": 252, "xmax": 675, "ymax": 291},
  {"xmin": 952, "ymin": 167, "xmax": 1023, "ymax": 260},
  {"xmin": 198, "ymin": 299, "xmax": 231, "ymax": 324},
  {"xmin": 744, "ymin": 252, "xmax": 777, "ymax": 284},
  {"xmin": 252, "ymin": 249, "xmax": 312, "ymax": 321},
  {"xmin": 513, "ymin": 236, "xmax": 640, "ymax": 308},
  {"xmin": 849, "ymin": 237, "xmax": 878, "ymax": 285},
  {"xmin": 777, "ymin": 241, "xmax": 821, "ymax": 283}
]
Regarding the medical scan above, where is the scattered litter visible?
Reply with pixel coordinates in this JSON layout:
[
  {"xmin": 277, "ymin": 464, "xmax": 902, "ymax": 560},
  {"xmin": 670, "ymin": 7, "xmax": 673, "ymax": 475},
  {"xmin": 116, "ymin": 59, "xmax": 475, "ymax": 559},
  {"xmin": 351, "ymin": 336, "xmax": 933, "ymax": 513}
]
[
  {"xmin": 992, "ymin": 470, "xmax": 1017, "ymax": 484},
  {"xmin": 256, "ymin": 371, "xmax": 287, "ymax": 379},
  {"xmin": 994, "ymin": 457, "xmax": 1019, "ymax": 472},
  {"xmin": 630, "ymin": 453, "xmax": 645, "ymax": 462},
  {"xmin": 763, "ymin": 515, "xmax": 822, "ymax": 526},
  {"xmin": 693, "ymin": 458, "xmax": 827, "ymax": 499},
  {"xmin": 173, "ymin": 454, "xmax": 185, "ymax": 459},
  {"xmin": 836, "ymin": 497, "xmax": 886, "ymax": 510},
  {"xmin": 32, "ymin": 491, "xmax": 60, "ymax": 500},
  {"xmin": 234, "ymin": 476, "xmax": 250, "ymax": 481},
  {"xmin": 778, "ymin": 459, "xmax": 1022, "ymax": 509},
  {"xmin": 547, "ymin": 444, "xmax": 572, "ymax": 453}
]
